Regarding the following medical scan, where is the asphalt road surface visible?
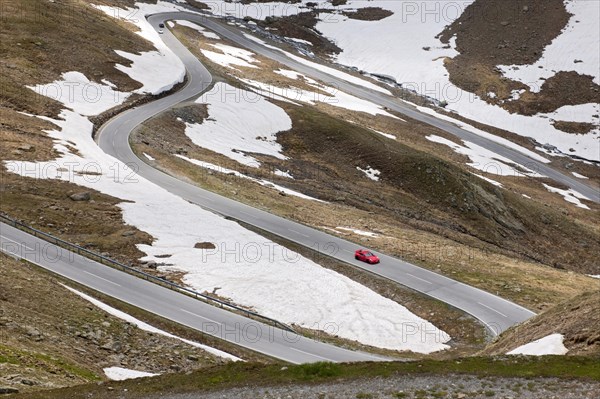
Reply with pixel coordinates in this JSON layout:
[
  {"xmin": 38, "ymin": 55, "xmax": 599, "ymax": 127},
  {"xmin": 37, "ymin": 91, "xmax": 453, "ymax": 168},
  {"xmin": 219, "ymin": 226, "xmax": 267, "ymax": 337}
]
[
  {"xmin": 97, "ymin": 12, "xmax": 537, "ymax": 337},
  {"xmin": 0, "ymin": 222, "xmax": 384, "ymax": 363}
]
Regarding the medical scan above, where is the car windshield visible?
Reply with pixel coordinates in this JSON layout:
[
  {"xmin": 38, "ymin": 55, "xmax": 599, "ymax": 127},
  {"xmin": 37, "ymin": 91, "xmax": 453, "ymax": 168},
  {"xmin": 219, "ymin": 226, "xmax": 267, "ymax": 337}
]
[{"xmin": 364, "ymin": 252, "xmax": 374, "ymax": 257}]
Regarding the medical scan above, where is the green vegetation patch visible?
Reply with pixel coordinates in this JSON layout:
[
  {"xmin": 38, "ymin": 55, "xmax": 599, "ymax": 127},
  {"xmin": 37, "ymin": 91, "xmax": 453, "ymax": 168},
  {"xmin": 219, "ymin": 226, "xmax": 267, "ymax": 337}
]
[{"xmin": 13, "ymin": 356, "xmax": 600, "ymax": 399}]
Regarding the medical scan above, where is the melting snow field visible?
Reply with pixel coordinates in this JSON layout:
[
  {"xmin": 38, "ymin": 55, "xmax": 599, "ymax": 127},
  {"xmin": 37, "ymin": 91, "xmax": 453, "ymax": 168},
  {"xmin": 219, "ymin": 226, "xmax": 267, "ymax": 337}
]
[
  {"xmin": 213, "ymin": 0, "xmax": 599, "ymax": 161},
  {"xmin": 507, "ymin": 334, "xmax": 569, "ymax": 356},
  {"xmin": 176, "ymin": 154, "xmax": 325, "ymax": 202},
  {"xmin": 313, "ymin": 0, "xmax": 600, "ymax": 161},
  {"xmin": 498, "ymin": 1, "xmax": 600, "ymax": 88},
  {"xmin": 28, "ymin": 72, "xmax": 130, "ymax": 116},
  {"xmin": 201, "ymin": 43, "xmax": 260, "ymax": 70},
  {"xmin": 426, "ymin": 135, "xmax": 544, "ymax": 178},
  {"xmin": 184, "ymin": 82, "xmax": 291, "ymax": 167},
  {"xmin": 94, "ymin": 1, "xmax": 189, "ymax": 95},
  {"xmin": 543, "ymin": 184, "xmax": 591, "ymax": 210},
  {"xmin": 63, "ymin": 285, "xmax": 241, "ymax": 361},
  {"xmin": 175, "ymin": 20, "xmax": 221, "ymax": 40}
]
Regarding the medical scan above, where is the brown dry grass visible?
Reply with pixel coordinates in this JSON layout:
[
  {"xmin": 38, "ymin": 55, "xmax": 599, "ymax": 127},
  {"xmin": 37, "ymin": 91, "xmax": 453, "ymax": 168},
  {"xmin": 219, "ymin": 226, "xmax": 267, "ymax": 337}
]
[
  {"xmin": 0, "ymin": 0, "xmax": 153, "ymax": 117},
  {"xmin": 0, "ymin": 170, "xmax": 154, "ymax": 265}
]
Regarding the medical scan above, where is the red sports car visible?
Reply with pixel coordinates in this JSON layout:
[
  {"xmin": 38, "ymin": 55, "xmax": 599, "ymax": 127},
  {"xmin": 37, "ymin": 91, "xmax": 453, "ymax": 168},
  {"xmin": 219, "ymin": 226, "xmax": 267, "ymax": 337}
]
[{"xmin": 355, "ymin": 249, "xmax": 380, "ymax": 264}]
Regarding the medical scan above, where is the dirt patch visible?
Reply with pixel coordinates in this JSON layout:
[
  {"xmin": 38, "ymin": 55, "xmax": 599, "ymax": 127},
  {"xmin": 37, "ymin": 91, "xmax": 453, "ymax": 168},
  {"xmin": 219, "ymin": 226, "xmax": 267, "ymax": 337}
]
[
  {"xmin": 503, "ymin": 71, "xmax": 600, "ymax": 115},
  {"xmin": 482, "ymin": 290, "xmax": 600, "ymax": 356},
  {"xmin": 194, "ymin": 242, "xmax": 216, "ymax": 249},
  {"xmin": 438, "ymin": 0, "xmax": 600, "ymax": 115},
  {"xmin": 255, "ymin": 12, "xmax": 341, "ymax": 55},
  {"xmin": 343, "ymin": 7, "xmax": 393, "ymax": 21},
  {"xmin": 552, "ymin": 120, "xmax": 597, "ymax": 134},
  {"xmin": 185, "ymin": 0, "xmax": 209, "ymax": 10},
  {"xmin": 438, "ymin": 0, "xmax": 570, "ymax": 67}
]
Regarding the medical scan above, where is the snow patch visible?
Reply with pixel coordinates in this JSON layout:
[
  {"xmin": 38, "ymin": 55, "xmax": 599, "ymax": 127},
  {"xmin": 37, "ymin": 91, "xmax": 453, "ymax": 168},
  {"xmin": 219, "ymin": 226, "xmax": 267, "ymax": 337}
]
[
  {"xmin": 104, "ymin": 367, "xmax": 158, "ymax": 381},
  {"xmin": 289, "ymin": 37, "xmax": 313, "ymax": 46},
  {"xmin": 507, "ymin": 333, "xmax": 569, "ymax": 356},
  {"xmin": 418, "ymin": 106, "xmax": 550, "ymax": 164},
  {"xmin": 184, "ymin": 82, "xmax": 291, "ymax": 167},
  {"xmin": 356, "ymin": 166, "xmax": 381, "ymax": 181},
  {"xmin": 94, "ymin": 2, "xmax": 187, "ymax": 94},
  {"xmin": 244, "ymin": 33, "xmax": 391, "ymax": 95},
  {"xmin": 543, "ymin": 184, "xmax": 591, "ymax": 210},
  {"xmin": 336, "ymin": 227, "xmax": 378, "ymax": 238},
  {"xmin": 572, "ymin": 172, "xmax": 588, "ymax": 179},
  {"xmin": 426, "ymin": 135, "xmax": 543, "ymax": 177},
  {"xmin": 175, "ymin": 20, "xmax": 221, "ymax": 39},
  {"xmin": 372, "ymin": 129, "xmax": 397, "ymax": 140},
  {"xmin": 201, "ymin": 43, "xmax": 259, "ymax": 69},
  {"xmin": 28, "ymin": 72, "xmax": 130, "ymax": 116},
  {"xmin": 274, "ymin": 69, "xmax": 304, "ymax": 80},
  {"xmin": 240, "ymin": 77, "xmax": 395, "ymax": 117},
  {"xmin": 143, "ymin": 152, "xmax": 155, "ymax": 161},
  {"xmin": 473, "ymin": 174, "xmax": 503, "ymax": 188},
  {"xmin": 275, "ymin": 169, "xmax": 293, "ymax": 179},
  {"xmin": 176, "ymin": 155, "xmax": 324, "ymax": 202}
]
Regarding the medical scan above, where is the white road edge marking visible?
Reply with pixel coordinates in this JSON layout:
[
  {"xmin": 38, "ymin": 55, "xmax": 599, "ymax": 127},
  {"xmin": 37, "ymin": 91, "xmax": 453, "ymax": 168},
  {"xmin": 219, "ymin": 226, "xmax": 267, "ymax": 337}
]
[
  {"xmin": 180, "ymin": 309, "xmax": 220, "ymax": 324},
  {"xmin": 477, "ymin": 302, "xmax": 508, "ymax": 318},
  {"xmin": 289, "ymin": 347, "xmax": 334, "ymax": 362},
  {"xmin": 288, "ymin": 229, "xmax": 310, "ymax": 238},
  {"xmin": 82, "ymin": 270, "xmax": 122, "ymax": 287},
  {"xmin": 0, "ymin": 235, "xmax": 36, "ymax": 252},
  {"xmin": 406, "ymin": 273, "xmax": 433, "ymax": 285}
]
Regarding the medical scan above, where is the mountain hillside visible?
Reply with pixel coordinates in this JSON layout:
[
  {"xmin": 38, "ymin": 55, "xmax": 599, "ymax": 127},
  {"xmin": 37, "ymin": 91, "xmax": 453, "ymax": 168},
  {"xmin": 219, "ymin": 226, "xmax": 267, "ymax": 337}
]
[{"xmin": 481, "ymin": 290, "xmax": 600, "ymax": 357}]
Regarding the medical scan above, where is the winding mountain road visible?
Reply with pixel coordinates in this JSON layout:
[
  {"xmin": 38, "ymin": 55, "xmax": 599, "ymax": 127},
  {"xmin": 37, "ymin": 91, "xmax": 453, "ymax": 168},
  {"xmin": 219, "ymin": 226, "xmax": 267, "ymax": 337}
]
[
  {"xmin": 98, "ymin": 11, "xmax": 537, "ymax": 337},
  {"xmin": 3, "ymin": 10, "xmax": 564, "ymax": 365}
]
